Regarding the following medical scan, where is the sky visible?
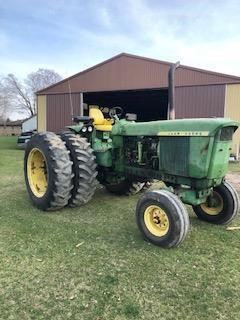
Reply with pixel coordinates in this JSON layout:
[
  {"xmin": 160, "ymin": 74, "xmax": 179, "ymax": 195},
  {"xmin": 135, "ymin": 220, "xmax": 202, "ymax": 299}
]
[{"xmin": 1, "ymin": 0, "xmax": 240, "ymax": 80}]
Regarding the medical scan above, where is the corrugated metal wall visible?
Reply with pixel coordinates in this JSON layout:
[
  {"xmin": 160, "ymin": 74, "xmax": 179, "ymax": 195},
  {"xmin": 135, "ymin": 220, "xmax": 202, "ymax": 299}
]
[
  {"xmin": 41, "ymin": 56, "xmax": 169, "ymax": 94},
  {"xmin": 46, "ymin": 93, "xmax": 81, "ymax": 132},
  {"xmin": 39, "ymin": 54, "xmax": 240, "ymax": 95},
  {"xmin": 45, "ymin": 85, "xmax": 227, "ymax": 132},
  {"xmin": 175, "ymin": 85, "xmax": 226, "ymax": 118}
]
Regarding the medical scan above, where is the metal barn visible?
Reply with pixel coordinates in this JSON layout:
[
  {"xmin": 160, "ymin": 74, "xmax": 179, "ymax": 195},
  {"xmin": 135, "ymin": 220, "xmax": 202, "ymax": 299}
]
[{"xmin": 37, "ymin": 53, "xmax": 240, "ymax": 156}]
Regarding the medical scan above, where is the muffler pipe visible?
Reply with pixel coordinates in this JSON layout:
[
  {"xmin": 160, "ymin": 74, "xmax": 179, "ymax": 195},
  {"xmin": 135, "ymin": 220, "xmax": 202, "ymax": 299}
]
[{"xmin": 168, "ymin": 61, "xmax": 180, "ymax": 120}]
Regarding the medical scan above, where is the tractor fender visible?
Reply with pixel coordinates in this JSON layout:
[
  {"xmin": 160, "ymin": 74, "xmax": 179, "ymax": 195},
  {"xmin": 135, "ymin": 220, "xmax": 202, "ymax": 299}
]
[{"xmin": 66, "ymin": 124, "xmax": 84, "ymax": 133}]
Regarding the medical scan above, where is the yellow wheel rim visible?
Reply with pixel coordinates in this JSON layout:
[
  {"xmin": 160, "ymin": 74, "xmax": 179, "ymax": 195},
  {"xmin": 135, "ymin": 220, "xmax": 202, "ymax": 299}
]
[
  {"xmin": 144, "ymin": 205, "xmax": 170, "ymax": 237},
  {"xmin": 27, "ymin": 148, "xmax": 48, "ymax": 198},
  {"xmin": 200, "ymin": 191, "xmax": 223, "ymax": 215}
]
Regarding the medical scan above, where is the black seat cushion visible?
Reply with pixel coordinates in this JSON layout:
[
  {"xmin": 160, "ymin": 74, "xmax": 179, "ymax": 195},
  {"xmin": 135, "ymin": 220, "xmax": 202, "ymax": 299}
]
[{"xmin": 73, "ymin": 116, "xmax": 93, "ymax": 124}]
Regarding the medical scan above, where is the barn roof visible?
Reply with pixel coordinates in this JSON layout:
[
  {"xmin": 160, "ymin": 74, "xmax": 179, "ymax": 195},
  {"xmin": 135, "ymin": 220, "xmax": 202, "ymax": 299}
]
[{"xmin": 38, "ymin": 53, "xmax": 240, "ymax": 95}]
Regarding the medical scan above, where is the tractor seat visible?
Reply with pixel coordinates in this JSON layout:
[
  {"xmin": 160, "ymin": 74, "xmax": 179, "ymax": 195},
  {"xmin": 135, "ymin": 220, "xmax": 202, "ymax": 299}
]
[{"xmin": 89, "ymin": 107, "xmax": 114, "ymax": 131}]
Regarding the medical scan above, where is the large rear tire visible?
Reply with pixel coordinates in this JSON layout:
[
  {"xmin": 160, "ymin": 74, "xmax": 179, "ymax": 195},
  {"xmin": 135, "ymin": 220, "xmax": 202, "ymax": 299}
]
[
  {"xmin": 60, "ymin": 133, "xmax": 97, "ymax": 206},
  {"xmin": 136, "ymin": 190, "xmax": 189, "ymax": 248},
  {"xmin": 192, "ymin": 182, "xmax": 239, "ymax": 224},
  {"xmin": 24, "ymin": 132, "xmax": 72, "ymax": 211}
]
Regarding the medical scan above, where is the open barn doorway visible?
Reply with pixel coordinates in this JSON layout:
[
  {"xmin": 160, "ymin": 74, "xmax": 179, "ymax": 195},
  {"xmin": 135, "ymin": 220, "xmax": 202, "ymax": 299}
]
[{"xmin": 83, "ymin": 88, "xmax": 168, "ymax": 121}]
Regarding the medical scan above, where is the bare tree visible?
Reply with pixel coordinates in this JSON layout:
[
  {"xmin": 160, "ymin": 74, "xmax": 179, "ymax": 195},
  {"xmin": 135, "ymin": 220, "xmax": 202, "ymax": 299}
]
[
  {"xmin": 25, "ymin": 68, "xmax": 62, "ymax": 93},
  {"xmin": 5, "ymin": 74, "xmax": 34, "ymax": 116},
  {"xmin": 25, "ymin": 69, "xmax": 62, "ymax": 113},
  {"xmin": 3, "ymin": 69, "xmax": 62, "ymax": 117}
]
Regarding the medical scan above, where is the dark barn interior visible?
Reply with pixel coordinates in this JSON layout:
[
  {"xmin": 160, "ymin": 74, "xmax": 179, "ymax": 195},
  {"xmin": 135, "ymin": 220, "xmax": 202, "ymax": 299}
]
[{"xmin": 84, "ymin": 89, "xmax": 168, "ymax": 121}]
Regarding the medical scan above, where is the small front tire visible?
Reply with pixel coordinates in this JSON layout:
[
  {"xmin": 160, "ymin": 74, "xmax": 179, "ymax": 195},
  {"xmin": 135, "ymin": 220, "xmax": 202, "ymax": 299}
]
[
  {"xmin": 136, "ymin": 190, "xmax": 189, "ymax": 248},
  {"xmin": 192, "ymin": 182, "xmax": 239, "ymax": 224}
]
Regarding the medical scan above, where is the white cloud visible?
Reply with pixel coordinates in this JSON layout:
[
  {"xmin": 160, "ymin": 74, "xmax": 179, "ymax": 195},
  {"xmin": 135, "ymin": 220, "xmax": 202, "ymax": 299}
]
[
  {"xmin": 114, "ymin": 0, "xmax": 240, "ymax": 75},
  {"xmin": 97, "ymin": 7, "xmax": 113, "ymax": 29},
  {"xmin": 1, "ymin": 0, "xmax": 240, "ymax": 80}
]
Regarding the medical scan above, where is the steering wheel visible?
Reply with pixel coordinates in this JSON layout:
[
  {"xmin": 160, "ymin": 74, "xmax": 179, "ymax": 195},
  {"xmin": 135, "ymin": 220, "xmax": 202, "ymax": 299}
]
[{"xmin": 109, "ymin": 106, "xmax": 123, "ymax": 119}]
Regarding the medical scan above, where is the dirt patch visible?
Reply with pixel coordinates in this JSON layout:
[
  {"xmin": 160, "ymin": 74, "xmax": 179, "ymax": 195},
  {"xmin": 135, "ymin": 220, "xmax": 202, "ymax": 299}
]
[{"xmin": 226, "ymin": 173, "xmax": 240, "ymax": 191}]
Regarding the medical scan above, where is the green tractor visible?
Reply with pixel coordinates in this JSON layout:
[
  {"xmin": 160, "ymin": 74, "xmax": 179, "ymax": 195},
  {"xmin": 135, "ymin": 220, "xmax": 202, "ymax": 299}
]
[{"xmin": 24, "ymin": 65, "xmax": 240, "ymax": 248}]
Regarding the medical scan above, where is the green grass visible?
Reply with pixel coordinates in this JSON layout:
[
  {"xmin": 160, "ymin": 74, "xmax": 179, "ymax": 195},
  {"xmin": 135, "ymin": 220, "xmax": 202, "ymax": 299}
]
[
  {"xmin": 0, "ymin": 137, "xmax": 240, "ymax": 320},
  {"xmin": 0, "ymin": 136, "xmax": 18, "ymax": 150}
]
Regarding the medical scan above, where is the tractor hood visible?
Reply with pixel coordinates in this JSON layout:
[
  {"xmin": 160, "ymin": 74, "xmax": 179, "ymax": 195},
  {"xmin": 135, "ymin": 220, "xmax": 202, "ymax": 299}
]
[{"xmin": 111, "ymin": 118, "xmax": 240, "ymax": 137}]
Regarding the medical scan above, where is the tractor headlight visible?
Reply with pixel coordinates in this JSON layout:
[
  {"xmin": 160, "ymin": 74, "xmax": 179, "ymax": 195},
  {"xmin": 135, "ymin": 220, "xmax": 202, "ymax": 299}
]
[
  {"xmin": 88, "ymin": 126, "xmax": 93, "ymax": 132},
  {"xmin": 82, "ymin": 126, "xmax": 87, "ymax": 133}
]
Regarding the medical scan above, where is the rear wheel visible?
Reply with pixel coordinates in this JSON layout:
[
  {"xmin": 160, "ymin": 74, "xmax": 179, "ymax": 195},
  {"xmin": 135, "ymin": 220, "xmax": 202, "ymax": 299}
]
[
  {"xmin": 136, "ymin": 190, "xmax": 189, "ymax": 248},
  {"xmin": 193, "ymin": 182, "xmax": 239, "ymax": 224},
  {"xmin": 60, "ymin": 133, "xmax": 97, "ymax": 206},
  {"xmin": 24, "ymin": 132, "xmax": 72, "ymax": 211}
]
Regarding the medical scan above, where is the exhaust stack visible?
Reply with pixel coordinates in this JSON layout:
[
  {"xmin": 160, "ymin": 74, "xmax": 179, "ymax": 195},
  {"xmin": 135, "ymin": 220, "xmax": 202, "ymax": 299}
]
[{"xmin": 168, "ymin": 61, "xmax": 180, "ymax": 120}]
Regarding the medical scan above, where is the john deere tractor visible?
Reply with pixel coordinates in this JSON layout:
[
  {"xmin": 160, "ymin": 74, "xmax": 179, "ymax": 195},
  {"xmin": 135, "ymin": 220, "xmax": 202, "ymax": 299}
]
[{"xmin": 24, "ymin": 64, "xmax": 240, "ymax": 248}]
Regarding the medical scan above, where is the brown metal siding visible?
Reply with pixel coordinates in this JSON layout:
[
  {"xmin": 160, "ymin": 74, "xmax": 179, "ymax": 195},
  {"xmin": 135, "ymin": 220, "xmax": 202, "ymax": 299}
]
[
  {"xmin": 39, "ymin": 54, "xmax": 240, "ymax": 95},
  {"xmin": 46, "ymin": 94, "xmax": 81, "ymax": 132},
  {"xmin": 42, "ymin": 56, "xmax": 169, "ymax": 94},
  {"xmin": 175, "ymin": 85, "xmax": 226, "ymax": 118}
]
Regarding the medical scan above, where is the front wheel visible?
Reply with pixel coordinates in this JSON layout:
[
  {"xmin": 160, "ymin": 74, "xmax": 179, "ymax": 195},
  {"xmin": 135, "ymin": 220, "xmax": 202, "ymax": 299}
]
[
  {"xmin": 192, "ymin": 182, "xmax": 239, "ymax": 224},
  {"xmin": 136, "ymin": 190, "xmax": 190, "ymax": 248}
]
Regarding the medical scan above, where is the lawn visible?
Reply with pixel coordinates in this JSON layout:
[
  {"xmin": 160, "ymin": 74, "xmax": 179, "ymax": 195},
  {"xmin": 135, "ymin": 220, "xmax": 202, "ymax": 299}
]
[{"xmin": 0, "ymin": 136, "xmax": 240, "ymax": 320}]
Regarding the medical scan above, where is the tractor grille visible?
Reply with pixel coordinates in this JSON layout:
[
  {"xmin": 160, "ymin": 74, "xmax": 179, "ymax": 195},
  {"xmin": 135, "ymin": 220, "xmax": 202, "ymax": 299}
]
[{"xmin": 159, "ymin": 137, "xmax": 189, "ymax": 176}]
